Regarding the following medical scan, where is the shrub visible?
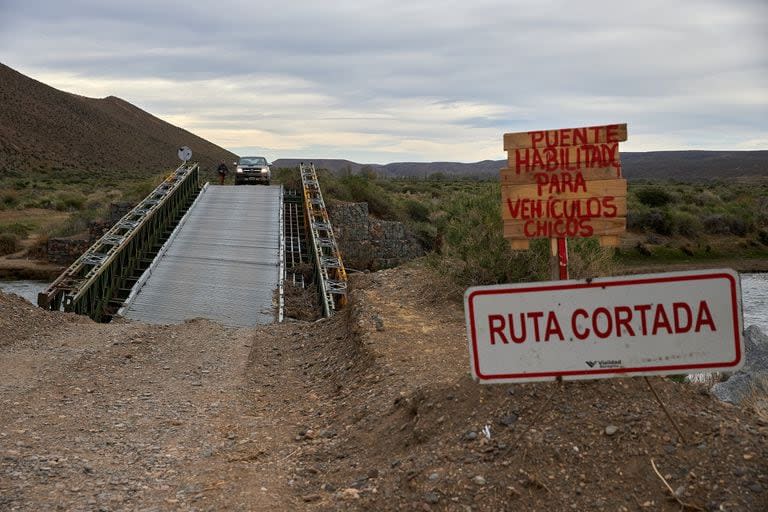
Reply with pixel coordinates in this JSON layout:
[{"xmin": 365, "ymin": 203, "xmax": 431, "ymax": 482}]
[
  {"xmin": 54, "ymin": 191, "xmax": 86, "ymax": 211},
  {"xmin": 336, "ymin": 175, "xmax": 400, "ymax": 219},
  {"xmin": 694, "ymin": 190, "xmax": 721, "ymax": 206},
  {"xmin": 404, "ymin": 199, "xmax": 431, "ymax": 223},
  {"xmin": 0, "ymin": 233, "xmax": 19, "ymax": 256},
  {"xmin": 669, "ymin": 211, "xmax": 702, "ymax": 238},
  {"xmin": 635, "ymin": 186, "xmax": 675, "ymax": 207},
  {"xmin": 628, "ymin": 208, "xmax": 674, "ymax": 235},
  {"xmin": 566, "ymin": 238, "xmax": 617, "ymax": 278},
  {"xmin": 0, "ymin": 190, "xmax": 19, "ymax": 209},
  {"xmin": 436, "ymin": 185, "xmax": 549, "ymax": 286},
  {"xmin": 703, "ymin": 214, "xmax": 748, "ymax": 236},
  {"xmin": 411, "ymin": 221, "xmax": 439, "ymax": 251},
  {"xmin": 0, "ymin": 222, "xmax": 32, "ymax": 238},
  {"xmin": 272, "ymin": 167, "xmax": 302, "ymax": 190}
]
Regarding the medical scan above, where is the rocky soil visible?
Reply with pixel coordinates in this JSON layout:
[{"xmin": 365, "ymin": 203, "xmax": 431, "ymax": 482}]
[{"xmin": 1, "ymin": 262, "xmax": 767, "ymax": 511}]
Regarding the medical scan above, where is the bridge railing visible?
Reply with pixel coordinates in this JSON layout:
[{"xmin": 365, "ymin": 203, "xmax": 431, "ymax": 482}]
[
  {"xmin": 38, "ymin": 163, "xmax": 200, "ymax": 321},
  {"xmin": 299, "ymin": 162, "xmax": 347, "ymax": 317}
]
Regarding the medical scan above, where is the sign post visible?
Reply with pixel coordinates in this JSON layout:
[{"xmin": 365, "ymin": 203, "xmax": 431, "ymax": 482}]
[{"xmin": 470, "ymin": 124, "xmax": 743, "ymax": 444}]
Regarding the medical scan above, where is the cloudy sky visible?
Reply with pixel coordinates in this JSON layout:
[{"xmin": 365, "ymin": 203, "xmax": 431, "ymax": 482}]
[{"xmin": 1, "ymin": 0, "xmax": 766, "ymax": 163}]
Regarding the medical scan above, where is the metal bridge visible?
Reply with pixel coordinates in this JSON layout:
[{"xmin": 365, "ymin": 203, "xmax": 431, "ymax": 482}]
[
  {"xmin": 119, "ymin": 184, "xmax": 282, "ymax": 326},
  {"xmin": 38, "ymin": 162, "xmax": 347, "ymax": 325}
]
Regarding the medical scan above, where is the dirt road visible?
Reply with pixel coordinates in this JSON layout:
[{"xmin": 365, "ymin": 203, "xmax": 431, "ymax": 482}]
[
  {"xmin": 0, "ymin": 298, "xmax": 319, "ymax": 510},
  {"xmin": 1, "ymin": 263, "xmax": 767, "ymax": 511}
]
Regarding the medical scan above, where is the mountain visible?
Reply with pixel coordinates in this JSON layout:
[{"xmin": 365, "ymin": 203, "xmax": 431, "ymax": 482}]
[
  {"xmin": 0, "ymin": 63, "xmax": 236, "ymax": 175},
  {"xmin": 620, "ymin": 151, "xmax": 767, "ymax": 181},
  {"xmin": 274, "ymin": 150, "xmax": 768, "ymax": 182}
]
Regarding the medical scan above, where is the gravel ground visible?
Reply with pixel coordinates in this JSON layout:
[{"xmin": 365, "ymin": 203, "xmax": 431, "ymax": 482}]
[{"xmin": 1, "ymin": 262, "xmax": 767, "ymax": 511}]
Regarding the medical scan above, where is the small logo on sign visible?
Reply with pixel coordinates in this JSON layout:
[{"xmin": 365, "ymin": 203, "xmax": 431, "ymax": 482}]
[{"xmin": 586, "ymin": 360, "xmax": 623, "ymax": 369}]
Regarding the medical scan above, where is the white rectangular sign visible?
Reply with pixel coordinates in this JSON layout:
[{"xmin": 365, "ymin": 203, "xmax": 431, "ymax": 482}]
[{"xmin": 464, "ymin": 269, "xmax": 744, "ymax": 383}]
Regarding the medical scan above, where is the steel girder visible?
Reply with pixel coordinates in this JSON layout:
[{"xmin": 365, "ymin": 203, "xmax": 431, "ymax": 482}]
[
  {"xmin": 299, "ymin": 163, "xmax": 347, "ymax": 317},
  {"xmin": 38, "ymin": 163, "xmax": 201, "ymax": 321}
]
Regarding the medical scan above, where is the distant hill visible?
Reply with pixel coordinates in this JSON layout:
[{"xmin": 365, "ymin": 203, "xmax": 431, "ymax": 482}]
[
  {"xmin": 2, "ymin": 62, "xmax": 763, "ymax": 182},
  {"xmin": 0, "ymin": 63, "xmax": 236, "ymax": 175},
  {"xmin": 274, "ymin": 150, "xmax": 767, "ymax": 182}
]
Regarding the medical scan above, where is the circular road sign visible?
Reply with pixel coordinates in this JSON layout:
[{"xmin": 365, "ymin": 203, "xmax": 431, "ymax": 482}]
[{"xmin": 178, "ymin": 146, "xmax": 192, "ymax": 162}]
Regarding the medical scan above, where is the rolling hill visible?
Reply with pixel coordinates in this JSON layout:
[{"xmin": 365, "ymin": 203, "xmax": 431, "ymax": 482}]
[
  {"xmin": 0, "ymin": 63, "xmax": 236, "ymax": 175},
  {"xmin": 1, "ymin": 62, "xmax": 764, "ymax": 183},
  {"xmin": 274, "ymin": 151, "xmax": 768, "ymax": 182}
]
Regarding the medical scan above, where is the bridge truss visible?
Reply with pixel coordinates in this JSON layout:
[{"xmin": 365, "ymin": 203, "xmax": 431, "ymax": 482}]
[
  {"xmin": 38, "ymin": 163, "xmax": 201, "ymax": 321},
  {"xmin": 299, "ymin": 162, "xmax": 347, "ymax": 317}
]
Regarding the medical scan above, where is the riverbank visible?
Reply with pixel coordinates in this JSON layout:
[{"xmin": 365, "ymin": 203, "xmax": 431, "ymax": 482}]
[
  {"xmin": 1, "ymin": 250, "xmax": 765, "ymax": 284},
  {"xmin": 0, "ymin": 256, "xmax": 63, "ymax": 281},
  {"xmin": 616, "ymin": 256, "xmax": 768, "ymax": 275}
]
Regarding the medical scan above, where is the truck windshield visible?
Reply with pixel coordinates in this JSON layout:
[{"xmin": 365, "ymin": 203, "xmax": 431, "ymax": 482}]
[{"xmin": 240, "ymin": 157, "xmax": 267, "ymax": 166}]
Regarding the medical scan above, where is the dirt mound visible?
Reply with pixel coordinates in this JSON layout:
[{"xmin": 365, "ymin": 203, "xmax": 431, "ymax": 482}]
[
  {"xmin": 0, "ymin": 290, "xmax": 90, "ymax": 348},
  {"xmin": 282, "ymin": 263, "xmax": 768, "ymax": 511},
  {"xmin": 0, "ymin": 63, "xmax": 236, "ymax": 174}
]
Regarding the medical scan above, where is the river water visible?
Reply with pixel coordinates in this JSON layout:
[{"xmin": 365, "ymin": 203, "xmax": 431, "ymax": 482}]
[{"xmin": 1, "ymin": 274, "xmax": 767, "ymax": 332}]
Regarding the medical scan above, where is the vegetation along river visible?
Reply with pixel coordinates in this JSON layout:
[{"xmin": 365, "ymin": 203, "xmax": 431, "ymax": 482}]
[{"xmin": 1, "ymin": 274, "xmax": 766, "ymax": 333}]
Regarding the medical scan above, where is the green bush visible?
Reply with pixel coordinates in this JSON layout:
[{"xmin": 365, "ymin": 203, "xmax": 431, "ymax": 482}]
[
  {"xmin": 694, "ymin": 190, "xmax": 721, "ymax": 206},
  {"xmin": 411, "ymin": 221, "xmax": 439, "ymax": 251},
  {"xmin": 669, "ymin": 211, "xmax": 702, "ymax": 238},
  {"xmin": 635, "ymin": 186, "xmax": 675, "ymax": 207},
  {"xmin": 0, "ymin": 190, "xmax": 19, "ymax": 209},
  {"xmin": 272, "ymin": 167, "xmax": 302, "ymax": 190},
  {"xmin": 403, "ymin": 199, "xmax": 431, "ymax": 223},
  {"xmin": 0, "ymin": 233, "xmax": 19, "ymax": 256},
  {"xmin": 53, "ymin": 191, "xmax": 86, "ymax": 211},
  {"xmin": 333, "ymin": 175, "xmax": 401, "ymax": 220},
  {"xmin": 703, "ymin": 214, "xmax": 748, "ymax": 236},
  {"xmin": 0, "ymin": 222, "xmax": 32, "ymax": 238},
  {"xmin": 628, "ymin": 208, "xmax": 674, "ymax": 235},
  {"xmin": 435, "ymin": 184, "xmax": 549, "ymax": 286}
]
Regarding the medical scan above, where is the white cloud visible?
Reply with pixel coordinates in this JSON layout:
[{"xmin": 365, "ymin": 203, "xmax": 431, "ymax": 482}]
[{"xmin": 1, "ymin": 0, "xmax": 766, "ymax": 162}]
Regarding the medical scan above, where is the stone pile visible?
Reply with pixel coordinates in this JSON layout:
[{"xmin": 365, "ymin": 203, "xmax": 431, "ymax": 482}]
[
  {"xmin": 46, "ymin": 202, "xmax": 135, "ymax": 265},
  {"xmin": 329, "ymin": 202, "xmax": 423, "ymax": 270},
  {"xmin": 711, "ymin": 325, "xmax": 768, "ymax": 403}
]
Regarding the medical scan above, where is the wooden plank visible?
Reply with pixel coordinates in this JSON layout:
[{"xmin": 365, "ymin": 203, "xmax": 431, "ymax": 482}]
[
  {"xmin": 504, "ymin": 123, "xmax": 627, "ymax": 150},
  {"xmin": 506, "ymin": 144, "xmax": 621, "ymax": 173},
  {"xmin": 500, "ymin": 166, "xmax": 621, "ymax": 185},
  {"xmin": 503, "ymin": 217, "xmax": 626, "ymax": 239},
  {"xmin": 599, "ymin": 235, "xmax": 620, "ymax": 247},
  {"xmin": 501, "ymin": 195, "xmax": 627, "ymax": 221},
  {"xmin": 509, "ymin": 239, "xmax": 530, "ymax": 251},
  {"xmin": 501, "ymin": 178, "xmax": 627, "ymax": 200}
]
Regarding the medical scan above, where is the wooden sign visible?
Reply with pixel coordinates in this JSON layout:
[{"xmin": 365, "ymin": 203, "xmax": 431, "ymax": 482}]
[
  {"xmin": 501, "ymin": 123, "xmax": 628, "ymax": 250},
  {"xmin": 507, "ymin": 144, "xmax": 622, "ymax": 173},
  {"xmin": 503, "ymin": 124, "xmax": 627, "ymax": 151}
]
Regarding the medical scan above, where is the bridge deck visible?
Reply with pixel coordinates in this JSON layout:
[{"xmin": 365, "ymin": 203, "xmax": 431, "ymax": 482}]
[{"xmin": 122, "ymin": 185, "xmax": 282, "ymax": 327}]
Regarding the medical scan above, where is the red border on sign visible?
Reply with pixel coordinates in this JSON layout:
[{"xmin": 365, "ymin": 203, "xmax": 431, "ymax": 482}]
[{"xmin": 466, "ymin": 272, "xmax": 741, "ymax": 381}]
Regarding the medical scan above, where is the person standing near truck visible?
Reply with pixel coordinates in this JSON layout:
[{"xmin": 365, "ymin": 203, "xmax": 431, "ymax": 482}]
[{"xmin": 216, "ymin": 161, "xmax": 229, "ymax": 185}]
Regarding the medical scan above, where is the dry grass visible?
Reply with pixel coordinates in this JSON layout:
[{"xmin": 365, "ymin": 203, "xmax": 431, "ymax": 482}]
[
  {"xmin": 0, "ymin": 209, "xmax": 70, "ymax": 232},
  {"xmin": 742, "ymin": 375, "xmax": 768, "ymax": 422}
]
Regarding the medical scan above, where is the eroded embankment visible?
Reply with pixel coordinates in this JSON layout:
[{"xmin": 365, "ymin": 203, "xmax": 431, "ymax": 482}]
[
  {"xmin": 272, "ymin": 265, "xmax": 768, "ymax": 511},
  {"xmin": 1, "ymin": 262, "xmax": 767, "ymax": 511}
]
